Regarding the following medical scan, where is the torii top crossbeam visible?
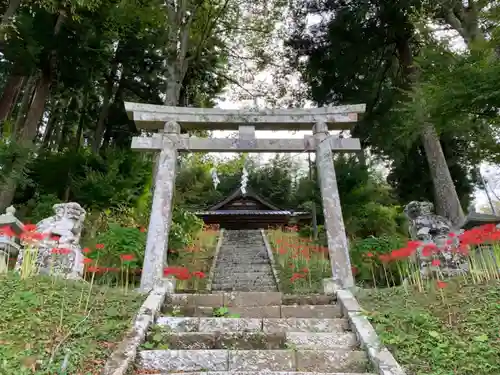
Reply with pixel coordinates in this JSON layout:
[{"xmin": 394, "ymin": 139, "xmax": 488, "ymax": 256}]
[{"xmin": 124, "ymin": 102, "xmax": 366, "ymax": 131}]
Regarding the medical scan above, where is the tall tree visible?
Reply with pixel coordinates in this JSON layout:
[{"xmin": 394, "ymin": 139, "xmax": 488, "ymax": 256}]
[{"xmin": 285, "ymin": 0, "xmax": 488, "ymax": 226}]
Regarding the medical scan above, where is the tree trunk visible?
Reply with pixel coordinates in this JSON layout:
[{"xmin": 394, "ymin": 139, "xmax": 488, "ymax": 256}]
[
  {"xmin": 0, "ymin": 75, "xmax": 25, "ymax": 125},
  {"xmin": 41, "ymin": 102, "xmax": 59, "ymax": 149},
  {"xmin": 92, "ymin": 45, "xmax": 121, "ymax": 153},
  {"xmin": 396, "ymin": 36, "xmax": 465, "ymax": 227},
  {"xmin": 12, "ymin": 75, "xmax": 36, "ymax": 138},
  {"xmin": 19, "ymin": 73, "xmax": 51, "ymax": 142},
  {"xmin": 18, "ymin": 10, "xmax": 65, "ymax": 143},
  {"xmin": 92, "ymin": 77, "xmax": 114, "ymax": 153},
  {"xmin": 1, "ymin": 0, "xmax": 22, "ymax": 25},
  {"xmin": 420, "ymin": 122, "xmax": 465, "ymax": 226}
]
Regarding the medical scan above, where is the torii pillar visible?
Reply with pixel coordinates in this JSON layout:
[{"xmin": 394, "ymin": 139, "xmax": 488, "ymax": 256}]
[
  {"xmin": 140, "ymin": 121, "xmax": 180, "ymax": 292},
  {"xmin": 313, "ymin": 122, "xmax": 354, "ymax": 288}
]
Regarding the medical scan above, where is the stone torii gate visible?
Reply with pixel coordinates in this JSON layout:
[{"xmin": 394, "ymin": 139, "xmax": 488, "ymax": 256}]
[{"xmin": 125, "ymin": 102, "xmax": 366, "ymax": 292}]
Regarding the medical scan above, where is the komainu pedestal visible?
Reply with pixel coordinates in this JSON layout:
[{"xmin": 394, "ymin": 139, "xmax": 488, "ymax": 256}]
[
  {"xmin": 16, "ymin": 202, "xmax": 86, "ymax": 279},
  {"xmin": 404, "ymin": 201, "xmax": 468, "ymax": 277}
]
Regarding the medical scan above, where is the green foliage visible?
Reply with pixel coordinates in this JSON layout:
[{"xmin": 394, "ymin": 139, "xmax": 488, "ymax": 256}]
[
  {"xmin": 359, "ymin": 281, "xmax": 500, "ymax": 374},
  {"xmin": 93, "ymin": 223, "xmax": 146, "ymax": 265},
  {"xmin": 350, "ymin": 235, "xmax": 407, "ymax": 287},
  {"xmin": 169, "ymin": 208, "xmax": 204, "ymax": 252},
  {"xmin": 24, "ymin": 193, "xmax": 62, "ymax": 223}
]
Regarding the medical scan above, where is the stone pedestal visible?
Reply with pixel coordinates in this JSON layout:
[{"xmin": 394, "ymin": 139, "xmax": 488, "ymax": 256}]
[
  {"xmin": 140, "ymin": 121, "xmax": 180, "ymax": 292},
  {"xmin": 15, "ymin": 202, "xmax": 87, "ymax": 279},
  {"xmin": 313, "ymin": 122, "xmax": 354, "ymax": 288},
  {"xmin": 0, "ymin": 206, "xmax": 24, "ymax": 273}
]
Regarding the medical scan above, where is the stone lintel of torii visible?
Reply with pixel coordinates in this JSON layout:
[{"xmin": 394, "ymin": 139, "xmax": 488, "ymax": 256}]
[
  {"xmin": 124, "ymin": 101, "xmax": 366, "ymax": 131},
  {"xmin": 125, "ymin": 101, "xmax": 366, "ymax": 293}
]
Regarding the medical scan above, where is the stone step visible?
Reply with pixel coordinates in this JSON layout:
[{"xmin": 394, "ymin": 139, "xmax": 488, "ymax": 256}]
[
  {"xmin": 147, "ymin": 331, "xmax": 286, "ymax": 350},
  {"xmin": 211, "ymin": 285, "xmax": 278, "ymax": 292},
  {"xmin": 215, "ymin": 260, "xmax": 271, "ymax": 265},
  {"xmin": 286, "ymin": 332, "xmax": 357, "ymax": 349},
  {"xmin": 213, "ymin": 272, "xmax": 275, "ymax": 280},
  {"xmin": 212, "ymin": 278, "xmax": 276, "ymax": 286},
  {"xmin": 216, "ymin": 257, "xmax": 270, "ymax": 262},
  {"xmin": 282, "ymin": 294, "xmax": 336, "ymax": 305},
  {"xmin": 214, "ymin": 264, "xmax": 273, "ymax": 273},
  {"xmin": 169, "ymin": 292, "xmax": 282, "ymax": 307},
  {"xmin": 137, "ymin": 349, "xmax": 369, "ymax": 372},
  {"xmin": 163, "ymin": 304, "xmax": 342, "ymax": 318},
  {"xmin": 145, "ymin": 330, "xmax": 356, "ymax": 351},
  {"xmin": 156, "ymin": 317, "xmax": 349, "ymax": 333}
]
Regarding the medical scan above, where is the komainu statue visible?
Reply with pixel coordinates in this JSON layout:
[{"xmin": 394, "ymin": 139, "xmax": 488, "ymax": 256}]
[
  {"xmin": 404, "ymin": 201, "xmax": 468, "ymax": 277},
  {"xmin": 16, "ymin": 202, "xmax": 86, "ymax": 279}
]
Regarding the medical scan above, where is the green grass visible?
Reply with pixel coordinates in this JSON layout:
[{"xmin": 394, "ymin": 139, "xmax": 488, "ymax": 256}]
[
  {"xmin": 0, "ymin": 272, "xmax": 145, "ymax": 374},
  {"xmin": 358, "ymin": 280, "xmax": 500, "ymax": 375}
]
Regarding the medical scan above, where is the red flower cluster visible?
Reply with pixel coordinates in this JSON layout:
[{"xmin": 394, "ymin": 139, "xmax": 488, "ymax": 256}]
[
  {"xmin": 275, "ymin": 237, "xmax": 328, "ymax": 260},
  {"xmin": 290, "ymin": 267, "xmax": 309, "ymax": 282},
  {"xmin": 365, "ymin": 224, "xmax": 500, "ymax": 265},
  {"xmin": 51, "ymin": 248, "xmax": 71, "ymax": 255},
  {"xmin": 120, "ymin": 254, "xmax": 135, "ymax": 262},
  {"xmin": 163, "ymin": 266, "xmax": 205, "ymax": 280}
]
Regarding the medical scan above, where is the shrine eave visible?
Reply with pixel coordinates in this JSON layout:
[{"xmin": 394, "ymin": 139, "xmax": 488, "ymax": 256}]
[
  {"xmin": 124, "ymin": 102, "xmax": 366, "ymax": 131},
  {"xmin": 194, "ymin": 210, "xmax": 311, "ymax": 216}
]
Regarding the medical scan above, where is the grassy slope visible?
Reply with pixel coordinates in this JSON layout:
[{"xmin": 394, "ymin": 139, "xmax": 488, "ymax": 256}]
[
  {"xmin": 0, "ymin": 273, "xmax": 144, "ymax": 374},
  {"xmin": 358, "ymin": 280, "xmax": 500, "ymax": 375}
]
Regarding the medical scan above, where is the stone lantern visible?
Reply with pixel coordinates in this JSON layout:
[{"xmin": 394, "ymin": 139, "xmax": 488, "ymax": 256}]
[{"xmin": 0, "ymin": 206, "xmax": 24, "ymax": 273}]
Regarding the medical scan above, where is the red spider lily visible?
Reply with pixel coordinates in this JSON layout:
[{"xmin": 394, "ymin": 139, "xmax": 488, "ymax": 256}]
[
  {"xmin": 0, "ymin": 225, "xmax": 15, "ymax": 237},
  {"xmin": 82, "ymin": 247, "xmax": 90, "ymax": 254},
  {"xmin": 120, "ymin": 254, "xmax": 135, "ymax": 262},
  {"xmin": 436, "ymin": 280, "xmax": 447, "ymax": 289},
  {"xmin": 83, "ymin": 258, "xmax": 93, "ymax": 264},
  {"xmin": 421, "ymin": 243, "xmax": 438, "ymax": 257},
  {"xmin": 431, "ymin": 259, "xmax": 441, "ymax": 267},
  {"xmin": 20, "ymin": 231, "xmax": 47, "ymax": 242},
  {"xmin": 23, "ymin": 224, "xmax": 37, "ymax": 232},
  {"xmin": 407, "ymin": 240, "xmax": 422, "ymax": 249},
  {"xmin": 163, "ymin": 266, "xmax": 191, "ymax": 280},
  {"xmin": 390, "ymin": 247, "xmax": 416, "ymax": 260},
  {"xmin": 351, "ymin": 266, "xmax": 358, "ymax": 275},
  {"xmin": 290, "ymin": 272, "xmax": 305, "ymax": 282},
  {"xmin": 51, "ymin": 248, "xmax": 71, "ymax": 255},
  {"xmin": 139, "ymin": 227, "xmax": 146, "ymax": 233},
  {"xmin": 301, "ymin": 267, "xmax": 309, "ymax": 273},
  {"xmin": 50, "ymin": 235, "xmax": 60, "ymax": 241},
  {"xmin": 87, "ymin": 266, "xmax": 102, "ymax": 273},
  {"xmin": 95, "ymin": 243, "xmax": 105, "ymax": 249},
  {"xmin": 366, "ymin": 252, "xmax": 374, "ymax": 258},
  {"xmin": 192, "ymin": 271, "xmax": 206, "ymax": 279}
]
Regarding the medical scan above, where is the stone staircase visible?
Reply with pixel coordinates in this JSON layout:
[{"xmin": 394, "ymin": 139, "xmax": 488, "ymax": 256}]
[
  {"xmin": 211, "ymin": 230, "xmax": 278, "ymax": 292},
  {"xmin": 134, "ymin": 291, "xmax": 376, "ymax": 374}
]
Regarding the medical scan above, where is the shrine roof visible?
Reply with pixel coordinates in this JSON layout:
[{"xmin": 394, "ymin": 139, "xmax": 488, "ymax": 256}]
[
  {"xmin": 194, "ymin": 210, "xmax": 293, "ymax": 216},
  {"xmin": 207, "ymin": 187, "xmax": 282, "ymax": 211},
  {"xmin": 124, "ymin": 102, "xmax": 366, "ymax": 131}
]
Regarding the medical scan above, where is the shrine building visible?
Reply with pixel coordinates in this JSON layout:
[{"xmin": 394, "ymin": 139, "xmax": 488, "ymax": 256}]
[{"xmin": 194, "ymin": 187, "xmax": 311, "ymax": 230}]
